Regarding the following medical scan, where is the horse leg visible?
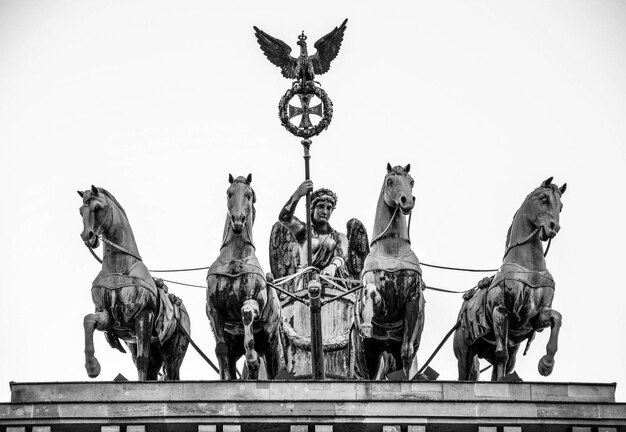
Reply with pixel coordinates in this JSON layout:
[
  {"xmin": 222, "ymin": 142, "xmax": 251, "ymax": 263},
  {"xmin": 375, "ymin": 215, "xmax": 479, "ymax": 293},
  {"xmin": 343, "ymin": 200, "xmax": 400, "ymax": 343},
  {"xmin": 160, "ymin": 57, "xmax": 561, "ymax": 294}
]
[
  {"xmin": 506, "ymin": 344, "xmax": 520, "ymax": 376},
  {"xmin": 263, "ymin": 331, "xmax": 284, "ymax": 380},
  {"xmin": 161, "ymin": 329, "xmax": 189, "ymax": 381},
  {"xmin": 453, "ymin": 327, "xmax": 479, "ymax": 381},
  {"xmin": 134, "ymin": 309, "xmax": 155, "ymax": 381},
  {"xmin": 359, "ymin": 283, "xmax": 380, "ymax": 338},
  {"xmin": 536, "ymin": 307, "xmax": 562, "ymax": 376},
  {"xmin": 374, "ymin": 351, "xmax": 396, "ymax": 380},
  {"xmin": 83, "ymin": 310, "xmax": 111, "ymax": 378},
  {"xmin": 401, "ymin": 292, "xmax": 425, "ymax": 380},
  {"xmin": 241, "ymin": 299, "xmax": 260, "ymax": 379},
  {"xmin": 206, "ymin": 299, "xmax": 232, "ymax": 380},
  {"xmin": 492, "ymin": 306, "xmax": 509, "ymax": 381}
]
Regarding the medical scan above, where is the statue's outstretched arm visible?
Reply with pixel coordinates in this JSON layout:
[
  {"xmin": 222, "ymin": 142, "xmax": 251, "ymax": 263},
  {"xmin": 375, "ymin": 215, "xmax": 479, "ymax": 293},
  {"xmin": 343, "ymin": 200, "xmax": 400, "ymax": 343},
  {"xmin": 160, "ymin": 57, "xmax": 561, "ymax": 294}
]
[{"xmin": 279, "ymin": 180, "xmax": 313, "ymax": 227}]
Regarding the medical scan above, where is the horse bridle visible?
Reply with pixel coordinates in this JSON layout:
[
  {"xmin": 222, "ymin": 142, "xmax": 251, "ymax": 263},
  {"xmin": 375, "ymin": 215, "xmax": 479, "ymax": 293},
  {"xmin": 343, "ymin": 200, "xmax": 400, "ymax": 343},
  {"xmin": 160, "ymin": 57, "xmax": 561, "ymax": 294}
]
[
  {"xmin": 369, "ymin": 205, "xmax": 413, "ymax": 246},
  {"xmin": 220, "ymin": 208, "xmax": 256, "ymax": 251},
  {"xmin": 502, "ymin": 188, "xmax": 558, "ymax": 260},
  {"xmin": 83, "ymin": 195, "xmax": 143, "ymax": 264}
]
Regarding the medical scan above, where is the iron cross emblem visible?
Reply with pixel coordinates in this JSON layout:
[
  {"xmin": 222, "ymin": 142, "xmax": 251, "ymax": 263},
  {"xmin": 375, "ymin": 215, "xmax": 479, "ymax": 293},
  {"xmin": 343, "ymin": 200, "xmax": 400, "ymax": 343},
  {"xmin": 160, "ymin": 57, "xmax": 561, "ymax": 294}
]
[{"xmin": 288, "ymin": 93, "xmax": 323, "ymax": 129}]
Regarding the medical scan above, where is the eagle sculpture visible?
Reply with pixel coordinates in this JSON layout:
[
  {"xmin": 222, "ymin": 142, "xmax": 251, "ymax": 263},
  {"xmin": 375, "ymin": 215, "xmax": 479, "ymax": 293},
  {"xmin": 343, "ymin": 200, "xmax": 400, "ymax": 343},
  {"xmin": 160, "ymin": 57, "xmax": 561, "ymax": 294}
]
[{"xmin": 253, "ymin": 19, "xmax": 348, "ymax": 83}]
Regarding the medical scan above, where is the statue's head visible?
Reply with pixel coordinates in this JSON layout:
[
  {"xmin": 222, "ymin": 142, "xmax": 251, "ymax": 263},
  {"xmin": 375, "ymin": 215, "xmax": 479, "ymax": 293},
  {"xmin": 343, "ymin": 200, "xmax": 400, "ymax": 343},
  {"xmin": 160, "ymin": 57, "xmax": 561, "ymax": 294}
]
[
  {"xmin": 297, "ymin": 32, "xmax": 308, "ymax": 48},
  {"xmin": 311, "ymin": 188, "xmax": 337, "ymax": 225}
]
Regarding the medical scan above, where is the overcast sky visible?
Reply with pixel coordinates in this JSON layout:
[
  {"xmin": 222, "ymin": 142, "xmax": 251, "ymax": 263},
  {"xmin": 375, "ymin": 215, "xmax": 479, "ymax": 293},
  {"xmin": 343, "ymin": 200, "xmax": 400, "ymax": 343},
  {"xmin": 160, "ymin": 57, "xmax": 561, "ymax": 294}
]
[{"xmin": 1, "ymin": 0, "xmax": 625, "ymax": 401}]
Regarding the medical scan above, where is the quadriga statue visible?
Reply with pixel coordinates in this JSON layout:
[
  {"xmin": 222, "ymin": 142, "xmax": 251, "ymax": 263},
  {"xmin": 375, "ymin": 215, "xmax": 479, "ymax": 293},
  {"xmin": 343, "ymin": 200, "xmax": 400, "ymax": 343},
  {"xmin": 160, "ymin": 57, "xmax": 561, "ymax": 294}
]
[
  {"xmin": 78, "ymin": 186, "xmax": 190, "ymax": 381},
  {"xmin": 206, "ymin": 174, "xmax": 284, "ymax": 380},
  {"xmin": 351, "ymin": 163, "xmax": 426, "ymax": 380},
  {"xmin": 454, "ymin": 177, "xmax": 566, "ymax": 381}
]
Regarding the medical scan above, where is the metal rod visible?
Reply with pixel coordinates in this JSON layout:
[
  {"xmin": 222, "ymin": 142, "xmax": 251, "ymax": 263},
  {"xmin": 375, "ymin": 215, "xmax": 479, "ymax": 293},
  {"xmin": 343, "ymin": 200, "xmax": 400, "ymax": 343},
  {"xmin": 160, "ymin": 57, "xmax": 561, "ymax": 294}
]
[
  {"xmin": 302, "ymin": 138, "xmax": 313, "ymax": 270},
  {"xmin": 320, "ymin": 282, "xmax": 364, "ymax": 306},
  {"xmin": 308, "ymin": 279, "xmax": 325, "ymax": 380},
  {"xmin": 301, "ymin": 138, "xmax": 324, "ymax": 380},
  {"xmin": 268, "ymin": 282, "xmax": 309, "ymax": 306}
]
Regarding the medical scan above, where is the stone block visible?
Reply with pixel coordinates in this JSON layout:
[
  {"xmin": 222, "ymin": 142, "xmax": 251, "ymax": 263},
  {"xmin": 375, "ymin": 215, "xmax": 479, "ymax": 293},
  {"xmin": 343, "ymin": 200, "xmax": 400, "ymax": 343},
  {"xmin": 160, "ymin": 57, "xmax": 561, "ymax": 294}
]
[
  {"xmin": 101, "ymin": 427, "xmax": 120, "ymax": 432},
  {"xmin": 598, "ymin": 428, "xmax": 617, "ymax": 432},
  {"xmin": 198, "ymin": 426, "xmax": 216, "ymax": 432},
  {"xmin": 503, "ymin": 427, "xmax": 521, "ymax": 432},
  {"xmin": 383, "ymin": 426, "xmax": 401, "ymax": 432},
  {"xmin": 315, "ymin": 426, "xmax": 333, "ymax": 432},
  {"xmin": 478, "ymin": 427, "xmax": 497, "ymax": 432},
  {"xmin": 6, "ymin": 428, "xmax": 26, "ymax": 432},
  {"xmin": 223, "ymin": 426, "xmax": 241, "ymax": 432},
  {"xmin": 408, "ymin": 427, "xmax": 425, "ymax": 432},
  {"xmin": 32, "ymin": 428, "xmax": 52, "ymax": 432},
  {"xmin": 184, "ymin": 381, "xmax": 270, "ymax": 401},
  {"xmin": 571, "ymin": 428, "xmax": 591, "ymax": 432},
  {"xmin": 127, "ymin": 426, "xmax": 145, "ymax": 432},
  {"xmin": 290, "ymin": 426, "xmax": 308, "ymax": 432},
  {"xmin": 568, "ymin": 384, "xmax": 615, "ymax": 402}
]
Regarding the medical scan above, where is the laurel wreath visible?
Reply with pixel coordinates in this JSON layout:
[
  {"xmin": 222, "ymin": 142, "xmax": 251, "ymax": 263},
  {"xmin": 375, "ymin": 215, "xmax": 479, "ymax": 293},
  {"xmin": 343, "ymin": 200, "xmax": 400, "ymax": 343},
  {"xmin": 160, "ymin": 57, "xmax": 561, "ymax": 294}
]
[{"xmin": 278, "ymin": 83, "xmax": 333, "ymax": 138}]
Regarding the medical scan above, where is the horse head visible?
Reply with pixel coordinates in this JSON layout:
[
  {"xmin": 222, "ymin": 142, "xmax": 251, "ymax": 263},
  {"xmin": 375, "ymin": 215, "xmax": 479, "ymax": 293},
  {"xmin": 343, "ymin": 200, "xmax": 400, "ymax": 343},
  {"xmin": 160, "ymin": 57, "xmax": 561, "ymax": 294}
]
[
  {"xmin": 227, "ymin": 173, "xmax": 256, "ymax": 235},
  {"xmin": 78, "ymin": 185, "xmax": 112, "ymax": 249},
  {"xmin": 519, "ymin": 177, "xmax": 567, "ymax": 242},
  {"xmin": 383, "ymin": 163, "xmax": 415, "ymax": 215}
]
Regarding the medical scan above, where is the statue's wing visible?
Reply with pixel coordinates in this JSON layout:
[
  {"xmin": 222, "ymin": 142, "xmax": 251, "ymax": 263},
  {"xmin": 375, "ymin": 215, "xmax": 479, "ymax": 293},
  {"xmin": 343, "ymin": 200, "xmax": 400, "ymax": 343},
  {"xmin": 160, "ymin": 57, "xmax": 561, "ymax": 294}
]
[
  {"xmin": 269, "ymin": 222, "xmax": 301, "ymax": 293},
  {"xmin": 346, "ymin": 218, "xmax": 369, "ymax": 279},
  {"xmin": 253, "ymin": 26, "xmax": 298, "ymax": 79},
  {"xmin": 310, "ymin": 18, "xmax": 348, "ymax": 75}
]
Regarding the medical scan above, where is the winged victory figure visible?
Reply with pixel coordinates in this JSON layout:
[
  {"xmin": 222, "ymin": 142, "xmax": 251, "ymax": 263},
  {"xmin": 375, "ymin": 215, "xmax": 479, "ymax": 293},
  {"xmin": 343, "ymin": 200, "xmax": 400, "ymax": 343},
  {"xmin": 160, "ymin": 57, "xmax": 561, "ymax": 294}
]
[
  {"xmin": 269, "ymin": 181, "xmax": 369, "ymax": 378},
  {"xmin": 253, "ymin": 19, "xmax": 348, "ymax": 83}
]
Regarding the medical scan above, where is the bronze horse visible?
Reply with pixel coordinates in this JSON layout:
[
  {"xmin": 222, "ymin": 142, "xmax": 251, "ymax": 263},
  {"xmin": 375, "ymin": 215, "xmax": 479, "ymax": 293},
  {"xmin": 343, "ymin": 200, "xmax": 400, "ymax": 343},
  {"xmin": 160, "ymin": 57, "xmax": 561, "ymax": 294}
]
[
  {"xmin": 351, "ymin": 164, "xmax": 426, "ymax": 379},
  {"xmin": 79, "ymin": 186, "xmax": 190, "ymax": 380},
  {"xmin": 206, "ymin": 174, "xmax": 284, "ymax": 380},
  {"xmin": 453, "ymin": 177, "xmax": 566, "ymax": 381}
]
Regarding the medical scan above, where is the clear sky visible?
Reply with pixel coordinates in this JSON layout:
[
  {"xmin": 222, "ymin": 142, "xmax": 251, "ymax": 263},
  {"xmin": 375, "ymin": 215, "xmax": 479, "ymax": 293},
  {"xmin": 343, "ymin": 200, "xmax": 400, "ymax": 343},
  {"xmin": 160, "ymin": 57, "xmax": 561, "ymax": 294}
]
[{"xmin": 1, "ymin": 0, "xmax": 625, "ymax": 401}]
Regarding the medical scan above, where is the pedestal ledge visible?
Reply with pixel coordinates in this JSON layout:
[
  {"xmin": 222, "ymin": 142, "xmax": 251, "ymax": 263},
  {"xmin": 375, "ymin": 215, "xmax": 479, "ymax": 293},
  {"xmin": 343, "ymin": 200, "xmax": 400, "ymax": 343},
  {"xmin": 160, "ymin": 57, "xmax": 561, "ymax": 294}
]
[{"xmin": 1, "ymin": 381, "xmax": 624, "ymax": 432}]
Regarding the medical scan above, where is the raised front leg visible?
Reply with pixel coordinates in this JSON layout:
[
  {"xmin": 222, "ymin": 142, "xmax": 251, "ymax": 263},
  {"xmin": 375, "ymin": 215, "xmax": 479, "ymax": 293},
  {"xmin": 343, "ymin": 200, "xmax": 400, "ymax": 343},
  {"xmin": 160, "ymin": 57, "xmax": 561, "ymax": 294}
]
[
  {"xmin": 134, "ymin": 309, "xmax": 155, "ymax": 381},
  {"xmin": 241, "ymin": 299, "xmax": 260, "ymax": 379},
  {"xmin": 83, "ymin": 310, "xmax": 111, "ymax": 378},
  {"xmin": 536, "ymin": 307, "xmax": 562, "ymax": 376},
  {"xmin": 492, "ymin": 306, "xmax": 509, "ymax": 381}
]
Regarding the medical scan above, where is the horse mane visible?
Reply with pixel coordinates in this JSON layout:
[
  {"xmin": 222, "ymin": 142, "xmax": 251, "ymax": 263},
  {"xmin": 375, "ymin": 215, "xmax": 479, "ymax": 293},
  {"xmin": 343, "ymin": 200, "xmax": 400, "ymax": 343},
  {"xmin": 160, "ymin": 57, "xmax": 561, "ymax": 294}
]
[
  {"xmin": 504, "ymin": 210, "xmax": 518, "ymax": 251},
  {"xmin": 97, "ymin": 187, "xmax": 128, "ymax": 219}
]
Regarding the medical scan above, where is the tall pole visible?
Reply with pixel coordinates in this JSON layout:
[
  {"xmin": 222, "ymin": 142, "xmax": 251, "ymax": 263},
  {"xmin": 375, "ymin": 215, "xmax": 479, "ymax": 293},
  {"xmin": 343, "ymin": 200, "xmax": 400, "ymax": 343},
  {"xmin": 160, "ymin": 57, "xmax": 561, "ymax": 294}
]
[
  {"xmin": 302, "ymin": 138, "xmax": 325, "ymax": 380},
  {"xmin": 302, "ymin": 139, "xmax": 313, "ymax": 266}
]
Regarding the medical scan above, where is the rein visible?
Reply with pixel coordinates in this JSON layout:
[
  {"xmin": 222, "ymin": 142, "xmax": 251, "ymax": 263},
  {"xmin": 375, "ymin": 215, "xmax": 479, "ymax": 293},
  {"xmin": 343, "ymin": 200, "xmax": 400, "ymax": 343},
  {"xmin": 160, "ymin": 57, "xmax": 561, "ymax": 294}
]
[
  {"xmin": 220, "ymin": 210, "xmax": 256, "ymax": 251},
  {"xmin": 502, "ymin": 227, "xmax": 552, "ymax": 260},
  {"xmin": 370, "ymin": 206, "xmax": 404, "ymax": 246},
  {"xmin": 87, "ymin": 235, "xmax": 143, "ymax": 264}
]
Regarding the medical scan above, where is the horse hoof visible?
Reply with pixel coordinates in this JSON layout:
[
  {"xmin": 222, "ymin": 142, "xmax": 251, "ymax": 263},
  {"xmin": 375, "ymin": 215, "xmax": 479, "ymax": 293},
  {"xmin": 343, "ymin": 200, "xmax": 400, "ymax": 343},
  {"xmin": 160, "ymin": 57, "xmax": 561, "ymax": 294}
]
[
  {"xmin": 85, "ymin": 359, "xmax": 101, "ymax": 378},
  {"xmin": 538, "ymin": 355, "xmax": 554, "ymax": 376},
  {"xmin": 360, "ymin": 324, "xmax": 372, "ymax": 338},
  {"xmin": 248, "ymin": 360, "xmax": 260, "ymax": 372}
]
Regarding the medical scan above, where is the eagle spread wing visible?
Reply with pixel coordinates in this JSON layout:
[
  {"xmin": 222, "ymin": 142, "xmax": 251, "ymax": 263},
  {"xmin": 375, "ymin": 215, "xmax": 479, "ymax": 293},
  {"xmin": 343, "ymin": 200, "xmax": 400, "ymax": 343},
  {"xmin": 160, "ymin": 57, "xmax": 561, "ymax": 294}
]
[
  {"xmin": 310, "ymin": 18, "xmax": 348, "ymax": 76},
  {"xmin": 269, "ymin": 221, "xmax": 301, "ymax": 293},
  {"xmin": 346, "ymin": 217, "xmax": 369, "ymax": 279},
  {"xmin": 253, "ymin": 26, "xmax": 298, "ymax": 79}
]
